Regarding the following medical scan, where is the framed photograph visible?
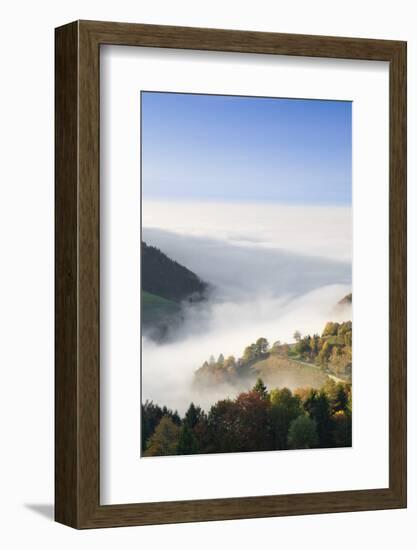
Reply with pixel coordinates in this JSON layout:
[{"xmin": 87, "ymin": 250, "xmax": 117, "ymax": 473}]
[{"xmin": 55, "ymin": 20, "xmax": 406, "ymax": 528}]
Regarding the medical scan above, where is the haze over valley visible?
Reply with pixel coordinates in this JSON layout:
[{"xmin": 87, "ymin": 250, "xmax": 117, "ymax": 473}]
[{"xmin": 141, "ymin": 200, "xmax": 352, "ymax": 414}]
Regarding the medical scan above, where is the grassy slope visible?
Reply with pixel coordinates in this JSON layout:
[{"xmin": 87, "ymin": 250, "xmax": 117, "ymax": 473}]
[
  {"xmin": 251, "ymin": 354, "xmax": 328, "ymax": 391},
  {"xmin": 141, "ymin": 291, "xmax": 180, "ymax": 325}
]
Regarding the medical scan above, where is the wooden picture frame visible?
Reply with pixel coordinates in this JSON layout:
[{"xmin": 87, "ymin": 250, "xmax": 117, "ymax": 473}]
[{"xmin": 55, "ymin": 20, "xmax": 407, "ymax": 529}]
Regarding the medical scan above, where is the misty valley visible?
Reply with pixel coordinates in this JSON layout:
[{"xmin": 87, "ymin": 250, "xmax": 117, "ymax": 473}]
[{"xmin": 141, "ymin": 236, "xmax": 352, "ymax": 457}]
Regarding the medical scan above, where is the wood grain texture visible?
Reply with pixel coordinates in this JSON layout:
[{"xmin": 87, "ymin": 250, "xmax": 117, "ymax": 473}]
[
  {"xmin": 55, "ymin": 20, "xmax": 407, "ymax": 529},
  {"xmin": 55, "ymin": 21, "xmax": 79, "ymax": 527},
  {"xmin": 388, "ymin": 41, "xmax": 407, "ymax": 504}
]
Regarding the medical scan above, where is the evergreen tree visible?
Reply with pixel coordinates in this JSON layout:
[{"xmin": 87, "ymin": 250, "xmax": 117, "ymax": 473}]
[
  {"xmin": 269, "ymin": 388, "xmax": 302, "ymax": 449},
  {"xmin": 184, "ymin": 402, "xmax": 203, "ymax": 429},
  {"xmin": 332, "ymin": 411, "xmax": 352, "ymax": 447},
  {"xmin": 171, "ymin": 410, "xmax": 181, "ymax": 426},
  {"xmin": 304, "ymin": 390, "xmax": 333, "ymax": 447},
  {"xmin": 177, "ymin": 424, "xmax": 198, "ymax": 455},
  {"xmin": 253, "ymin": 378, "xmax": 268, "ymax": 400},
  {"xmin": 141, "ymin": 400, "xmax": 164, "ymax": 452},
  {"xmin": 334, "ymin": 384, "xmax": 349, "ymax": 413}
]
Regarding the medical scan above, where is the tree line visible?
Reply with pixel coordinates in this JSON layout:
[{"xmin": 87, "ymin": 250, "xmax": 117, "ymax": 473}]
[{"xmin": 142, "ymin": 378, "xmax": 351, "ymax": 457}]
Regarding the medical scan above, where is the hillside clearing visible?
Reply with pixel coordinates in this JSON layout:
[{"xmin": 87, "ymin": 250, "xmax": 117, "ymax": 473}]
[{"xmin": 251, "ymin": 354, "xmax": 329, "ymax": 391}]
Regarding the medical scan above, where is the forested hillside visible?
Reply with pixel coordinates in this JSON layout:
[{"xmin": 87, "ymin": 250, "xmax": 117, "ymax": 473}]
[
  {"xmin": 142, "ymin": 241, "xmax": 207, "ymax": 302},
  {"xmin": 141, "ymin": 241, "xmax": 208, "ymax": 340}
]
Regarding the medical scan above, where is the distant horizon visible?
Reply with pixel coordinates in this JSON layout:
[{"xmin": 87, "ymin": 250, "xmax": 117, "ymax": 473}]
[
  {"xmin": 142, "ymin": 196, "xmax": 353, "ymax": 208},
  {"xmin": 141, "ymin": 91, "xmax": 352, "ymax": 206},
  {"xmin": 141, "ymin": 200, "xmax": 352, "ymax": 264}
]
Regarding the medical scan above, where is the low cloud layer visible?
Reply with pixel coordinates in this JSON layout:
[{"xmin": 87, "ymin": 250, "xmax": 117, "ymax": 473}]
[{"xmin": 143, "ymin": 200, "xmax": 352, "ymax": 262}]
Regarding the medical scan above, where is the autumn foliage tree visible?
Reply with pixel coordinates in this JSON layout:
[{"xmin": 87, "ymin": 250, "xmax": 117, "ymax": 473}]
[
  {"xmin": 233, "ymin": 390, "xmax": 270, "ymax": 451},
  {"xmin": 144, "ymin": 416, "xmax": 180, "ymax": 456},
  {"xmin": 141, "ymin": 400, "xmax": 180, "ymax": 452}
]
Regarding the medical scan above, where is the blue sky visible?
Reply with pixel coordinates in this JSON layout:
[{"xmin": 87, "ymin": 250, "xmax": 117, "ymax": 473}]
[{"xmin": 141, "ymin": 92, "xmax": 352, "ymax": 205}]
